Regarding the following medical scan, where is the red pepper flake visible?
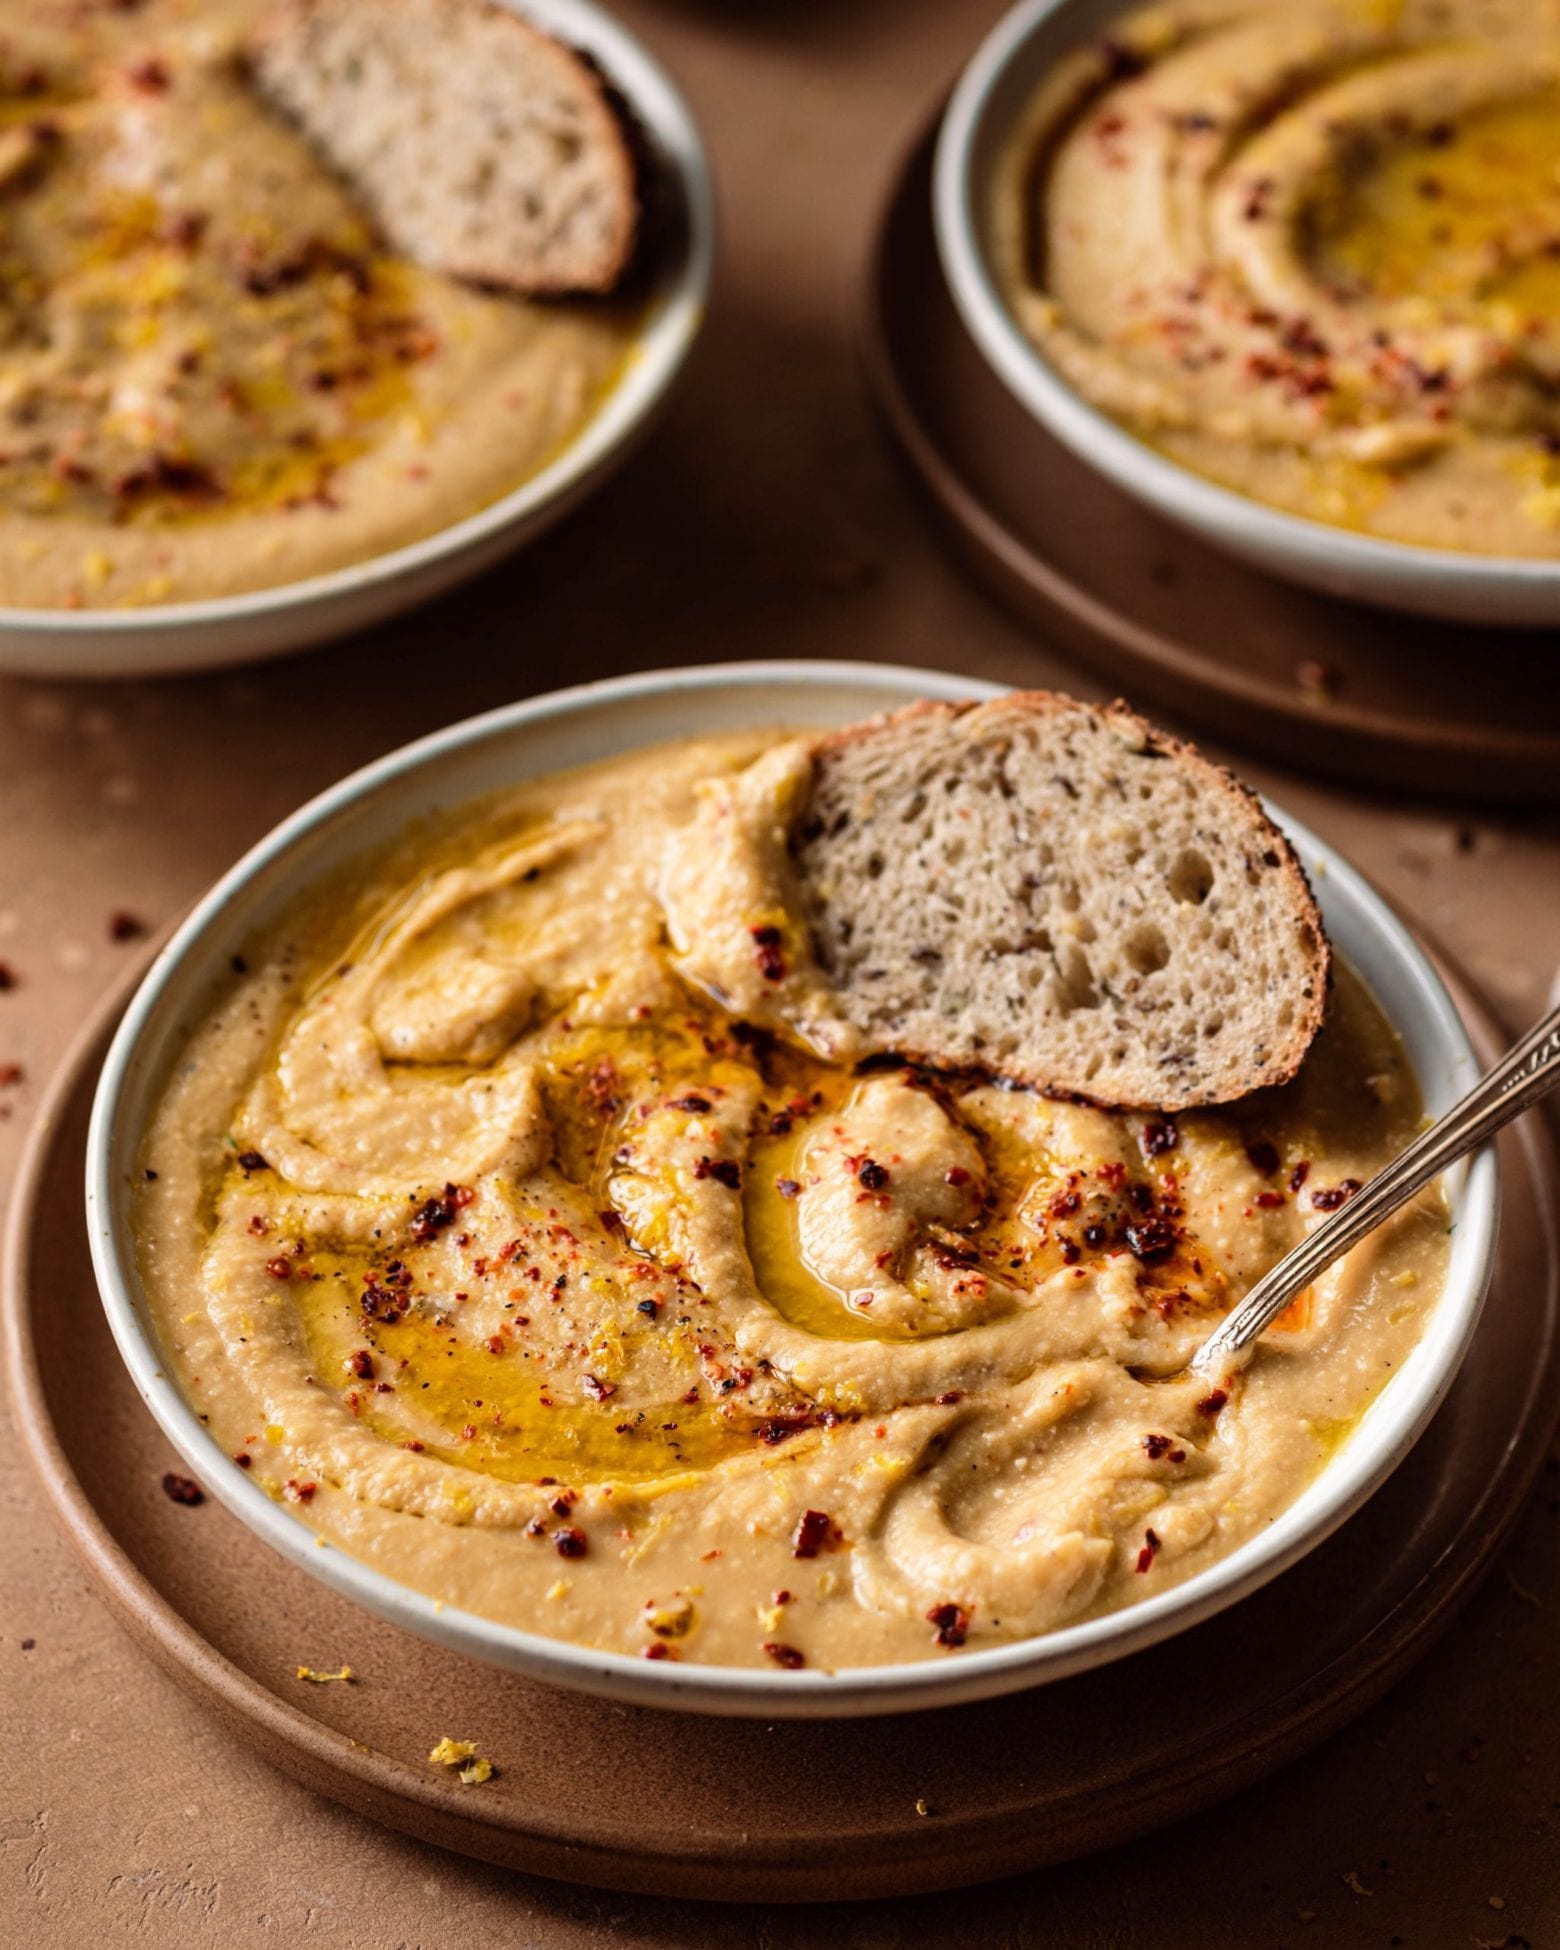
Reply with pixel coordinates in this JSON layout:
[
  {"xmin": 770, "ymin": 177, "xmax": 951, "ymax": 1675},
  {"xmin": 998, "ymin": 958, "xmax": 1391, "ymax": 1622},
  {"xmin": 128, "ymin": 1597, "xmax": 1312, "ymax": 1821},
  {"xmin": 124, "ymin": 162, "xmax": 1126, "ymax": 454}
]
[
  {"xmin": 693, "ymin": 1156, "xmax": 741, "ymax": 1191},
  {"xmin": 552, "ymin": 1526, "xmax": 588, "ymax": 1559},
  {"xmin": 582, "ymin": 1374, "xmax": 616, "ymax": 1402},
  {"xmin": 936, "ymin": 1390, "xmax": 963, "ymax": 1406},
  {"xmin": 283, "ymin": 1478, "xmax": 318, "ymax": 1503},
  {"xmin": 750, "ymin": 925, "xmax": 787, "ymax": 983},
  {"xmin": 347, "ymin": 1348, "xmax": 375, "ymax": 1380},
  {"xmin": 401, "ymin": 1439, "xmax": 424, "ymax": 1452},
  {"xmin": 1143, "ymin": 1432, "xmax": 1174, "ymax": 1460},
  {"xmin": 1134, "ymin": 1527, "xmax": 1162, "ymax": 1574},
  {"xmin": 1124, "ymin": 1215, "xmax": 1176, "ymax": 1261},
  {"xmin": 410, "ymin": 1182, "xmax": 469, "ymax": 1242},
  {"xmin": 125, "ymin": 56, "xmax": 170, "ymax": 91},
  {"xmin": 763, "ymin": 1641, "xmax": 806, "ymax": 1669},
  {"xmin": 1254, "ymin": 1190, "xmax": 1285, "ymax": 1210},
  {"xmin": 791, "ymin": 1508, "xmax": 838, "ymax": 1559},
  {"xmin": 1245, "ymin": 1140, "xmax": 1280, "ymax": 1176},
  {"xmin": 109, "ymin": 911, "xmax": 149, "ymax": 943},
  {"xmin": 1196, "ymin": 1389, "xmax": 1229, "ymax": 1418},
  {"xmin": 1289, "ymin": 1159, "xmax": 1311, "ymax": 1194},
  {"xmin": 161, "ymin": 1472, "xmax": 204, "ymax": 1505},
  {"xmin": 236, "ymin": 1150, "xmax": 269, "ymax": 1173},
  {"xmin": 360, "ymin": 1276, "xmax": 409, "ymax": 1322},
  {"xmin": 264, "ymin": 1256, "xmax": 293, "ymax": 1281},
  {"xmin": 944, "ymin": 1165, "xmax": 971, "ymax": 1187},
  {"xmin": 926, "ymin": 1602, "xmax": 970, "ymax": 1648},
  {"xmin": 233, "ymin": 1451, "xmax": 252, "ymax": 1469},
  {"xmin": 670, "ymin": 1094, "xmax": 712, "ymax": 1113},
  {"xmin": 1141, "ymin": 1119, "xmax": 1178, "ymax": 1158},
  {"xmin": 642, "ymin": 1641, "xmax": 676, "ymax": 1661},
  {"xmin": 857, "ymin": 1158, "xmax": 889, "ymax": 1192},
  {"xmin": 161, "ymin": 209, "xmax": 207, "ymax": 251},
  {"xmin": 1312, "ymin": 1177, "xmax": 1362, "ymax": 1212}
]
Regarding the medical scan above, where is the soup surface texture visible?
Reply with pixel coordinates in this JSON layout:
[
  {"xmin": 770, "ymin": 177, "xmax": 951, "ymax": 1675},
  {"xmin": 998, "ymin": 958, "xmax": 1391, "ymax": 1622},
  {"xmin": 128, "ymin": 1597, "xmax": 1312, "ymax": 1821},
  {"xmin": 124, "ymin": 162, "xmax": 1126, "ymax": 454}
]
[
  {"xmin": 135, "ymin": 732, "xmax": 1449, "ymax": 1670},
  {"xmin": 992, "ymin": 0, "xmax": 1560, "ymax": 555}
]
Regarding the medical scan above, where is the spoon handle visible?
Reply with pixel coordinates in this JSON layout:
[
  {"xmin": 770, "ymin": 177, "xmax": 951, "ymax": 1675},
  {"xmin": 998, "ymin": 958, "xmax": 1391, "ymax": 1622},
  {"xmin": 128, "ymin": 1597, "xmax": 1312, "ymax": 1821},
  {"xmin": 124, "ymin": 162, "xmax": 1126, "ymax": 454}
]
[{"xmin": 1190, "ymin": 998, "xmax": 1560, "ymax": 1380}]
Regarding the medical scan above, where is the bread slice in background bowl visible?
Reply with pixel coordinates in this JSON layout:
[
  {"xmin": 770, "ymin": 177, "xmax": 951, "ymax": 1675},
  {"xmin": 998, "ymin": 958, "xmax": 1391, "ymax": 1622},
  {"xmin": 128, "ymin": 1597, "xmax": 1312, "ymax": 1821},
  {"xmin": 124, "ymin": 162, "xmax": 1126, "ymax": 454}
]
[
  {"xmin": 249, "ymin": 0, "xmax": 644, "ymax": 296},
  {"xmin": 85, "ymin": 661, "xmax": 1497, "ymax": 1717}
]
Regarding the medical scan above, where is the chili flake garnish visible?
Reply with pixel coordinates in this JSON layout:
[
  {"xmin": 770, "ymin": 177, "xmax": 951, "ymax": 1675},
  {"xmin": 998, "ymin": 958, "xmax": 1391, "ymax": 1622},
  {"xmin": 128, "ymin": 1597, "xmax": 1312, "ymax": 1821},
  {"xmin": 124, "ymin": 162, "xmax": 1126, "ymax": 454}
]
[
  {"xmin": 1311, "ymin": 1178, "xmax": 1362, "ymax": 1212},
  {"xmin": 236, "ymin": 1150, "xmax": 270, "ymax": 1173},
  {"xmin": 857, "ymin": 1158, "xmax": 889, "ymax": 1191},
  {"xmin": 693, "ymin": 1156, "xmax": 741, "ymax": 1190},
  {"xmin": 1134, "ymin": 1528, "xmax": 1162, "ymax": 1574},
  {"xmin": 552, "ymin": 1526, "xmax": 588, "ymax": 1558},
  {"xmin": 926, "ymin": 1602, "xmax": 970, "ymax": 1648},
  {"xmin": 410, "ymin": 1182, "xmax": 472, "ymax": 1242},
  {"xmin": 750, "ymin": 925, "xmax": 787, "ymax": 983},
  {"xmin": 1124, "ymin": 1215, "xmax": 1176, "ymax": 1261},
  {"xmin": 1196, "ymin": 1388, "xmax": 1229, "ymax": 1418},
  {"xmin": 763, "ymin": 1641, "xmax": 806, "ymax": 1669},
  {"xmin": 791, "ymin": 1508, "xmax": 838, "ymax": 1559},
  {"xmin": 1141, "ymin": 1119, "xmax": 1178, "ymax": 1158}
]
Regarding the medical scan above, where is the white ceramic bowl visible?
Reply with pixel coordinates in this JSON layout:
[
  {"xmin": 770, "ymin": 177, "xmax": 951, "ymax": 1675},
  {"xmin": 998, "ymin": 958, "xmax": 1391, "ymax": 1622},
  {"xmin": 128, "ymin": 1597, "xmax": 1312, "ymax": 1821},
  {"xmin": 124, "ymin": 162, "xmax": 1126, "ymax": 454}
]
[
  {"xmin": 86, "ymin": 662, "xmax": 1498, "ymax": 1717},
  {"xmin": 933, "ymin": 0, "xmax": 1560, "ymax": 626},
  {"xmin": 0, "ymin": 0, "xmax": 712, "ymax": 682}
]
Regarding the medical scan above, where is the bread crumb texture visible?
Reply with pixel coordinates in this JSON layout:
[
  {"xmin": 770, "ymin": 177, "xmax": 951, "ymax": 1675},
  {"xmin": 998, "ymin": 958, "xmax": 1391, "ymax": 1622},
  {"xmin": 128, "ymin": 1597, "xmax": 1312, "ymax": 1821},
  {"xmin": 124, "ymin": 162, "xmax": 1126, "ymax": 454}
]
[{"xmin": 787, "ymin": 695, "xmax": 1329, "ymax": 1110}]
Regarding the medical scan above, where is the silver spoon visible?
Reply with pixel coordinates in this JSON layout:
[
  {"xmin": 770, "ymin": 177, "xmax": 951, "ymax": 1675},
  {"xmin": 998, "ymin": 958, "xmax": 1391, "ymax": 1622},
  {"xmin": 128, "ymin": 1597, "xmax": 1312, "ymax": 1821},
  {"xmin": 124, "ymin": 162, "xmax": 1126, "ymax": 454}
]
[{"xmin": 1190, "ymin": 997, "xmax": 1560, "ymax": 1381}]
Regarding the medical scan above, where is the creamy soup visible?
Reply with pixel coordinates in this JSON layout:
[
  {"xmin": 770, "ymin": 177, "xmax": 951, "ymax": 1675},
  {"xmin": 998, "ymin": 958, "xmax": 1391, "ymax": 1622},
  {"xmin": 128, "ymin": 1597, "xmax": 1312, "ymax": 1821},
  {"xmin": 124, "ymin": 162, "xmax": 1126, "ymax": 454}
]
[{"xmin": 133, "ymin": 732, "xmax": 1449, "ymax": 1670}]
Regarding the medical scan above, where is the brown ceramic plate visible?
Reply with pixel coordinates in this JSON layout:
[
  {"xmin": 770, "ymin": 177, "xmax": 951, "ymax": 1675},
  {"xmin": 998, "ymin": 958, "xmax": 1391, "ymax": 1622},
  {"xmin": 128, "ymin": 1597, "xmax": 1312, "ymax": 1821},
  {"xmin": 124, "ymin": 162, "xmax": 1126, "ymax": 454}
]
[{"xmin": 8, "ymin": 952, "xmax": 1560, "ymax": 1896}]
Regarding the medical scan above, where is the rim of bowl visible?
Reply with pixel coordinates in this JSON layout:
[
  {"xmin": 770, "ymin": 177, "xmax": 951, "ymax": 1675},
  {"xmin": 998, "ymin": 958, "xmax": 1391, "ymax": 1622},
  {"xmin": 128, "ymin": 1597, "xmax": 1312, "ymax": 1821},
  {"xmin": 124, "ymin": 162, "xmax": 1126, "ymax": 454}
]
[
  {"xmin": 85, "ymin": 660, "xmax": 1499, "ymax": 1718},
  {"xmin": 1, "ymin": 0, "xmax": 713, "ymax": 640},
  {"xmin": 932, "ymin": 0, "xmax": 1560, "ymax": 593}
]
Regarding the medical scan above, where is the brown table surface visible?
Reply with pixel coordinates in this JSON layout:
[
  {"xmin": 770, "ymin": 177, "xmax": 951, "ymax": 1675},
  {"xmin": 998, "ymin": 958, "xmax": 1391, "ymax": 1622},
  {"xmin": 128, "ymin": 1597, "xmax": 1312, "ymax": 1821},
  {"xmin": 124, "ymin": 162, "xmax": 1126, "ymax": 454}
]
[{"xmin": 5, "ymin": 1, "xmax": 1560, "ymax": 1942}]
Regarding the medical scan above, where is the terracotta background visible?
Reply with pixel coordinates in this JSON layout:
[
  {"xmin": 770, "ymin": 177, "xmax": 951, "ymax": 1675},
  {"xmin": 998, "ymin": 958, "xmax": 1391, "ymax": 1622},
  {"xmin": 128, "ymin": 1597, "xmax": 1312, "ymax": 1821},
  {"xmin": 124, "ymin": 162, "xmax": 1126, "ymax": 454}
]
[{"xmin": 4, "ymin": 0, "xmax": 1560, "ymax": 1942}]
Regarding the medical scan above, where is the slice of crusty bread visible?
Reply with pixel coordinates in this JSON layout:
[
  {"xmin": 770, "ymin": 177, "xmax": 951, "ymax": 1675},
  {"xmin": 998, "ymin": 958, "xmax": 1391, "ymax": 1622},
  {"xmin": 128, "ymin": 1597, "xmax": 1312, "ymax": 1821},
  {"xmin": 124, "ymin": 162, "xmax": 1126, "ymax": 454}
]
[
  {"xmin": 788, "ymin": 694, "xmax": 1329, "ymax": 1110},
  {"xmin": 248, "ymin": 0, "xmax": 640, "ymax": 295}
]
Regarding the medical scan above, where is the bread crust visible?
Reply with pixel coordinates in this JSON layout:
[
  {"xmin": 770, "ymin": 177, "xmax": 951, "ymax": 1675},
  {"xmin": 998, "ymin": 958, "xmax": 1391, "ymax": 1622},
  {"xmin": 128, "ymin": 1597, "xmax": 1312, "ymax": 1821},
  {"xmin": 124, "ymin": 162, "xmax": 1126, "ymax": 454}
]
[{"xmin": 803, "ymin": 693, "xmax": 1331, "ymax": 1109}]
